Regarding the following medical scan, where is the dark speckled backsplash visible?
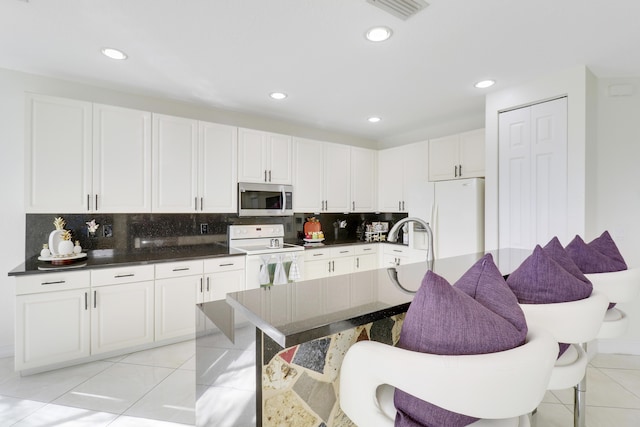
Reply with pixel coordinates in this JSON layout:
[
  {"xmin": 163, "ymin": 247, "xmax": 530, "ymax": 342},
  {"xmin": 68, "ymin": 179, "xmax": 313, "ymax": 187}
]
[{"xmin": 25, "ymin": 212, "xmax": 407, "ymax": 259}]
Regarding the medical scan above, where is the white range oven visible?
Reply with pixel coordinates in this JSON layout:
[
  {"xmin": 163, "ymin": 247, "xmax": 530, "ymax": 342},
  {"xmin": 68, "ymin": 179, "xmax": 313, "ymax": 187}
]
[{"xmin": 228, "ymin": 224, "xmax": 305, "ymax": 289}]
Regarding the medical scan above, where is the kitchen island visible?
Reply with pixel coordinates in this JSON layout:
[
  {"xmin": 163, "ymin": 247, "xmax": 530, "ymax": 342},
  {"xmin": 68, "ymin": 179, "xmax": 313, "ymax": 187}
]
[{"xmin": 195, "ymin": 248, "xmax": 531, "ymax": 427}]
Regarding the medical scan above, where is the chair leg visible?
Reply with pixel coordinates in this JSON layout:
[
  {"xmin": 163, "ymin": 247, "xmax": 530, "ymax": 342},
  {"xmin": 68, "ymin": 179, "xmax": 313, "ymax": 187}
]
[
  {"xmin": 574, "ymin": 342, "xmax": 588, "ymax": 427},
  {"xmin": 530, "ymin": 407, "xmax": 537, "ymax": 427}
]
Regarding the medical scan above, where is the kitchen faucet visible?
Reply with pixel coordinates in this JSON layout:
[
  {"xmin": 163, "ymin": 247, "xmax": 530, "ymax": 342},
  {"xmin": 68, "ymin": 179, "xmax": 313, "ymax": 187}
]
[{"xmin": 387, "ymin": 217, "xmax": 434, "ymax": 267}]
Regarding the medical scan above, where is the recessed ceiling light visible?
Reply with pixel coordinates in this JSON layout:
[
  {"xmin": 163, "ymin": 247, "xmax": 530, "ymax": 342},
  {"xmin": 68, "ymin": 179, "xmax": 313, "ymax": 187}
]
[
  {"xmin": 368, "ymin": 117, "xmax": 381, "ymax": 123},
  {"xmin": 269, "ymin": 92, "xmax": 288, "ymax": 100},
  {"xmin": 365, "ymin": 26, "xmax": 393, "ymax": 42},
  {"xmin": 474, "ymin": 79, "xmax": 495, "ymax": 89},
  {"xmin": 101, "ymin": 47, "xmax": 127, "ymax": 60}
]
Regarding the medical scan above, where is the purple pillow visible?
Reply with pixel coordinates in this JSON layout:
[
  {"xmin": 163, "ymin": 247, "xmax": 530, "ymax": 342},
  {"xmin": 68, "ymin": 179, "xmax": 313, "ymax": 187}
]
[
  {"xmin": 394, "ymin": 254, "xmax": 527, "ymax": 427},
  {"xmin": 565, "ymin": 231, "xmax": 627, "ymax": 274},
  {"xmin": 544, "ymin": 237, "xmax": 592, "ymax": 287},
  {"xmin": 506, "ymin": 245, "xmax": 593, "ymax": 305}
]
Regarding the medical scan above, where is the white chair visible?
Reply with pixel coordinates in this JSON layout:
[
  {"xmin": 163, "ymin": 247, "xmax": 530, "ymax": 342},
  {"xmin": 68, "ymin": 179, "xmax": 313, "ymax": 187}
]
[
  {"xmin": 519, "ymin": 291, "xmax": 609, "ymax": 427},
  {"xmin": 339, "ymin": 327, "xmax": 558, "ymax": 427},
  {"xmin": 585, "ymin": 268, "xmax": 640, "ymax": 340}
]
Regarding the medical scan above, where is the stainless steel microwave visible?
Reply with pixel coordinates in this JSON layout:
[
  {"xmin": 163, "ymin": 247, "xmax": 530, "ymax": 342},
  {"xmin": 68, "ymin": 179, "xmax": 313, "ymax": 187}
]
[{"xmin": 238, "ymin": 183, "xmax": 294, "ymax": 216}]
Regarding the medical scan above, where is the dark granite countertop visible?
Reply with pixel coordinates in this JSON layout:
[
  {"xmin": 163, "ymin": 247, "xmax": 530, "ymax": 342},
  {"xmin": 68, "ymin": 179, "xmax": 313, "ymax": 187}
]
[
  {"xmin": 221, "ymin": 248, "xmax": 532, "ymax": 348},
  {"xmin": 8, "ymin": 243, "xmax": 243, "ymax": 276}
]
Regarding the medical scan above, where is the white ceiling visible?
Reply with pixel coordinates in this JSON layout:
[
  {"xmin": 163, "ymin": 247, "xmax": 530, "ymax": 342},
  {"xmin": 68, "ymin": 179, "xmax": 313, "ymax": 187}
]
[{"xmin": 2, "ymin": 0, "xmax": 640, "ymax": 145}]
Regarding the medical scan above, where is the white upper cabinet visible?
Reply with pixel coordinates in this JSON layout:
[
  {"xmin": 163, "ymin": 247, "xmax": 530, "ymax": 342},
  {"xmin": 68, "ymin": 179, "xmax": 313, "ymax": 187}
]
[
  {"xmin": 238, "ymin": 128, "xmax": 292, "ymax": 184},
  {"xmin": 93, "ymin": 104, "xmax": 152, "ymax": 212},
  {"xmin": 378, "ymin": 141, "xmax": 429, "ymax": 212},
  {"xmin": 152, "ymin": 114, "xmax": 199, "ymax": 212},
  {"xmin": 428, "ymin": 128, "xmax": 485, "ymax": 181},
  {"xmin": 152, "ymin": 115, "xmax": 237, "ymax": 213},
  {"xmin": 350, "ymin": 146, "xmax": 377, "ymax": 212},
  {"xmin": 293, "ymin": 138, "xmax": 351, "ymax": 213},
  {"xmin": 26, "ymin": 95, "xmax": 153, "ymax": 213},
  {"xmin": 26, "ymin": 94, "xmax": 92, "ymax": 213},
  {"xmin": 198, "ymin": 122, "xmax": 237, "ymax": 213}
]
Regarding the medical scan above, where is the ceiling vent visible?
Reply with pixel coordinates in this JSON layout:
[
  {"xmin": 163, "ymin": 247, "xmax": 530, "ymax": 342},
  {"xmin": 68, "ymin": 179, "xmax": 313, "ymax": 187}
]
[{"xmin": 366, "ymin": 0, "xmax": 429, "ymax": 20}]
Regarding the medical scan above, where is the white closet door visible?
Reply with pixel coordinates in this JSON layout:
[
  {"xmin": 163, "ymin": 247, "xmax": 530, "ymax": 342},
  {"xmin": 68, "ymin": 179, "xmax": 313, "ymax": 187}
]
[
  {"xmin": 531, "ymin": 98, "xmax": 568, "ymax": 245},
  {"xmin": 498, "ymin": 97, "xmax": 567, "ymax": 250}
]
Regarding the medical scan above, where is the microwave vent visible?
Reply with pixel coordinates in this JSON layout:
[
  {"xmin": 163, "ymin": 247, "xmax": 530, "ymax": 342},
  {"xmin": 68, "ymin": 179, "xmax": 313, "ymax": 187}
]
[{"xmin": 366, "ymin": 0, "xmax": 429, "ymax": 20}]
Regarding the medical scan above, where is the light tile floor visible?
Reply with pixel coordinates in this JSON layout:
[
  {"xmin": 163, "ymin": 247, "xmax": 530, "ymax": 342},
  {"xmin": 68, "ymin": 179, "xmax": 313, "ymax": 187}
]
[{"xmin": 1, "ymin": 343, "xmax": 640, "ymax": 426}]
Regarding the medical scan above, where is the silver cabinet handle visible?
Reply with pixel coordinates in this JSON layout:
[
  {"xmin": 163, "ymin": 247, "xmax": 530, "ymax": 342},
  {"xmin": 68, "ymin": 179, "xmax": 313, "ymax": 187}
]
[
  {"xmin": 455, "ymin": 165, "xmax": 458, "ymax": 177},
  {"xmin": 95, "ymin": 194, "xmax": 99, "ymax": 211},
  {"xmin": 393, "ymin": 249, "xmax": 402, "ymax": 253},
  {"xmin": 328, "ymin": 261, "xmax": 331, "ymax": 273},
  {"xmin": 313, "ymin": 253, "xmax": 325, "ymax": 257},
  {"xmin": 339, "ymin": 250, "xmax": 349, "ymax": 254},
  {"xmin": 399, "ymin": 201, "xmax": 401, "ymax": 211},
  {"xmin": 115, "ymin": 274, "xmax": 134, "ymax": 278},
  {"xmin": 85, "ymin": 292, "xmax": 88, "ymax": 310},
  {"xmin": 172, "ymin": 267, "xmax": 190, "ymax": 272},
  {"xmin": 200, "ymin": 197, "xmax": 204, "ymax": 211},
  {"xmin": 219, "ymin": 263, "xmax": 234, "ymax": 267},
  {"xmin": 93, "ymin": 290, "xmax": 97, "ymax": 308},
  {"xmin": 363, "ymin": 248, "xmax": 372, "ymax": 251},
  {"xmin": 356, "ymin": 257, "xmax": 360, "ymax": 268},
  {"xmin": 200, "ymin": 277, "xmax": 203, "ymax": 293},
  {"xmin": 402, "ymin": 201, "xmax": 405, "ymax": 210},
  {"xmin": 87, "ymin": 194, "xmax": 90, "ymax": 211},
  {"xmin": 268, "ymin": 170, "xmax": 272, "ymax": 182},
  {"xmin": 332, "ymin": 260, "xmax": 335, "ymax": 272},
  {"xmin": 206, "ymin": 277, "xmax": 210, "ymax": 292},
  {"xmin": 195, "ymin": 197, "xmax": 198, "ymax": 211},
  {"xmin": 264, "ymin": 170, "xmax": 267, "ymax": 182},
  {"xmin": 352, "ymin": 201, "xmax": 355, "ymax": 211},
  {"xmin": 459, "ymin": 164, "xmax": 462, "ymax": 177},
  {"xmin": 41, "ymin": 280, "xmax": 65, "ymax": 285}
]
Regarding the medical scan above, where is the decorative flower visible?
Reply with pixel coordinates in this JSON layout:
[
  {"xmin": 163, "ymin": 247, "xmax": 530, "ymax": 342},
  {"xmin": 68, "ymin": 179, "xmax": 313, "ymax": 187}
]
[
  {"xmin": 53, "ymin": 217, "xmax": 66, "ymax": 230},
  {"xmin": 86, "ymin": 219, "xmax": 100, "ymax": 234}
]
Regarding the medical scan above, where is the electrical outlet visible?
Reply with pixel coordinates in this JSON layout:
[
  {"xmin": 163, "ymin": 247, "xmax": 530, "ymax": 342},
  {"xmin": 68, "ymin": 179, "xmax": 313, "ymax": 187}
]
[
  {"xmin": 103, "ymin": 224, "xmax": 113, "ymax": 238},
  {"xmin": 200, "ymin": 223, "xmax": 208, "ymax": 234}
]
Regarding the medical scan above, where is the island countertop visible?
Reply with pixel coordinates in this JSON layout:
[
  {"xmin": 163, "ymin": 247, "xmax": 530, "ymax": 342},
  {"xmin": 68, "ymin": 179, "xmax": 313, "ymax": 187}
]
[{"xmin": 224, "ymin": 248, "xmax": 531, "ymax": 348}]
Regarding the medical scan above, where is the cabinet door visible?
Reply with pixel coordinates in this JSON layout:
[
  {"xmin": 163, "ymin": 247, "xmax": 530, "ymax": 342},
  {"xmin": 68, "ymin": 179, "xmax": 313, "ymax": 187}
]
[
  {"xmin": 199, "ymin": 122, "xmax": 237, "ymax": 212},
  {"xmin": 293, "ymin": 138, "xmax": 324, "ymax": 212},
  {"xmin": 331, "ymin": 256, "xmax": 354, "ymax": 276},
  {"xmin": 354, "ymin": 253, "xmax": 377, "ymax": 271},
  {"xmin": 91, "ymin": 281, "xmax": 154, "ymax": 355},
  {"xmin": 378, "ymin": 146, "xmax": 404, "ymax": 212},
  {"xmin": 152, "ymin": 114, "xmax": 198, "ymax": 212},
  {"xmin": 155, "ymin": 276, "xmax": 199, "ymax": 341},
  {"xmin": 25, "ymin": 94, "xmax": 92, "ymax": 213},
  {"xmin": 458, "ymin": 128, "xmax": 485, "ymax": 179},
  {"xmin": 266, "ymin": 132, "xmax": 293, "ymax": 184},
  {"xmin": 15, "ymin": 289, "xmax": 90, "ymax": 371},
  {"xmin": 304, "ymin": 259, "xmax": 331, "ymax": 280},
  {"xmin": 324, "ymin": 143, "xmax": 351, "ymax": 212},
  {"xmin": 428, "ymin": 134, "xmax": 459, "ymax": 181},
  {"xmin": 206, "ymin": 270, "xmax": 245, "ymax": 302},
  {"xmin": 238, "ymin": 128, "xmax": 267, "ymax": 183},
  {"xmin": 93, "ymin": 104, "xmax": 152, "ymax": 212},
  {"xmin": 350, "ymin": 147, "xmax": 377, "ymax": 212}
]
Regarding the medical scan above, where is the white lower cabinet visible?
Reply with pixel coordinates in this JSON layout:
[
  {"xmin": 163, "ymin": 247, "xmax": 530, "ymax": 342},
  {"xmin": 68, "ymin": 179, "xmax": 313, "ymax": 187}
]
[
  {"xmin": 354, "ymin": 244, "xmax": 378, "ymax": 271},
  {"xmin": 91, "ymin": 280, "xmax": 154, "ymax": 355},
  {"xmin": 203, "ymin": 256, "xmax": 246, "ymax": 302},
  {"xmin": 154, "ymin": 260, "xmax": 204, "ymax": 341},
  {"xmin": 381, "ymin": 244, "xmax": 426, "ymax": 267}
]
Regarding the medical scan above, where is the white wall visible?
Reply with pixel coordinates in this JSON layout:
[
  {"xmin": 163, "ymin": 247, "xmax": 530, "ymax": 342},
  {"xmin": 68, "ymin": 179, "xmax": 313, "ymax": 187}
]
[
  {"xmin": 0, "ymin": 67, "xmax": 375, "ymax": 358},
  {"xmin": 484, "ymin": 65, "xmax": 597, "ymax": 249},
  {"xmin": 594, "ymin": 78, "xmax": 640, "ymax": 354},
  {"xmin": 485, "ymin": 66, "xmax": 640, "ymax": 355}
]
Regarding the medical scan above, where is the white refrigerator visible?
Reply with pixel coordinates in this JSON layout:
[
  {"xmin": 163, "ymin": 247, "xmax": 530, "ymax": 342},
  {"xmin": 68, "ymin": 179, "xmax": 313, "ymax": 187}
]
[{"xmin": 410, "ymin": 178, "xmax": 484, "ymax": 259}]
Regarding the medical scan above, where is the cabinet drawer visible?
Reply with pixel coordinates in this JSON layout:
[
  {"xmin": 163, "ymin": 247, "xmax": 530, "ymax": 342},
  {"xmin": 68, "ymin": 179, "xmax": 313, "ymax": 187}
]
[
  {"xmin": 330, "ymin": 246, "xmax": 355, "ymax": 258},
  {"xmin": 203, "ymin": 256, "xmax": 245, "ymax": 273},
  {"xmin": 91, "ymin": 265, "xmax": 155, "ymax": 287},
  {"xmin": 155, "ymin": 260, "xmax": 204, "ymax": 279},
  {"xmin": 383, "ymin": 244, "xmax": 411, "ymax": 256},
  {"xmin": 354, "ymin": 244, "xmax": 378, "ymax": 255},
  {"xmin": 304, "ymin": 248, "xmax": 330, "ymax": 261},
  {"xmin": 15, "ymin": 271, "xmax": 91, "ymax": 295}
]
